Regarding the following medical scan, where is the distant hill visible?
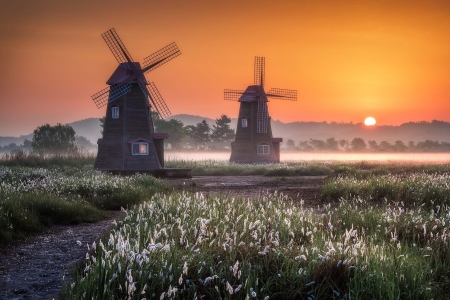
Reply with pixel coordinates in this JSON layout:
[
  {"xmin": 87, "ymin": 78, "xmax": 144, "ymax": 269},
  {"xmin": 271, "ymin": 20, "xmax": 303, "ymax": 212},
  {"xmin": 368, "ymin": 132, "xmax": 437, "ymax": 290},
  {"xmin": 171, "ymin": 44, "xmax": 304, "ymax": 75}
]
[
  {"xmin": 0, "ymin": 134, "xmax": 33, "ymax": 148},
  {"xmin": 68, "ymin": 118, "xmax": 102, "ymax": 144},
  {"xmin": 167, "ymin": 114, "xmax": 216, "ymax": 127},
  {"xmin": 270, "ymin": 120, "xmax": 450, "ymax": 144},
  {"xmin": 169, "ymin": 116, "xmax": 450, "ymax": 144},
  {"xmin": 1, "ymin": 116, "xmax": 449, "ymax": 147},
  {"xmin": 0, "ymin": 118, "xmax": 102, "ymax": 147}
]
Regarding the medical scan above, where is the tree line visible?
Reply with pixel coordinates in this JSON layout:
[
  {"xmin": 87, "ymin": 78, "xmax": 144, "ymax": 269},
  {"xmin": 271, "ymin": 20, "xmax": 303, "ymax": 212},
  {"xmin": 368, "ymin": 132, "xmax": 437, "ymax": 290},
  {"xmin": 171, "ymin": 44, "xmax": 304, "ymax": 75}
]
[
  {"xmin": 99, "ymin": 114, "xmax": 236, "ymax": 150},
  {"xmin": 3, "ymin": 121, "xmax": 450, "ymax": 155},
  {"xmin": 286, "ymin": 137, "xmax": 450, "ymax": 152},
  {"xmin": 0, "ymin": 115, "xmax": 236, "ymax": 154},
  {"xmin": 0, "ymin": 124, "xmax": 97, "ymax": 154},
  {"xmin": 153, "ymin": 115, "xmax": 235, "ymax": 150}
]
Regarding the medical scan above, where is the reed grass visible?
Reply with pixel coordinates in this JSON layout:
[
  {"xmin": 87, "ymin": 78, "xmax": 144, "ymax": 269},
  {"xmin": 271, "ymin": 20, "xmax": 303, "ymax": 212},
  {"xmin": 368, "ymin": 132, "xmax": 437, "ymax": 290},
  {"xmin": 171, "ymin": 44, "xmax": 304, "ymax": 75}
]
[
  {"xmin": 0, "ymin": 166, "xmax": 169, "ymax": 245},
  {"xmin": 0, "ymin": 151, "xmax": 96, "ymax": 168},
  {"xmin": 66, "ymin": 191, "xmax": 450, "ymax": 299},
  {"xmin": 166, "ymin": 158, "xmax": 450, "ymax": 177},
  {"xmin": 323, "ymin": 173, "xmax": 450, "ymax": 208}
]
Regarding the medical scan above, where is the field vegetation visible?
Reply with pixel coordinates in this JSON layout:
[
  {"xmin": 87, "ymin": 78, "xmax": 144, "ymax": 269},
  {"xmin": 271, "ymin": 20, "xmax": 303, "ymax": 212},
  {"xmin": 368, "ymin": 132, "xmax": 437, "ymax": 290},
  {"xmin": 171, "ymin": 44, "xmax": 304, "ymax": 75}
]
[
  {"xmin": 67, "ymin": 189, "xmax": 450, "ymax": 299},
  {"xmin": 166, "ymin": 158, "xmax": 450, "ymax": 177},
  {"xmin": 2, "ymin": 153, "xmax": 450, "ymax": 298},
  {"xmin": 0, "ymin": 153, "xmax": 169, "ymax": 245}
]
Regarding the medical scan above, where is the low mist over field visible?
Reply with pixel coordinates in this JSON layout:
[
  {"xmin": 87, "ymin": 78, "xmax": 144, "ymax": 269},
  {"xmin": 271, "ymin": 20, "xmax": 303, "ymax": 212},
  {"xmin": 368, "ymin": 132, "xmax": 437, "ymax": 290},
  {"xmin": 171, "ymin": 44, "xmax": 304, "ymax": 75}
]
[{"xmin": 166, "ymin": 151, "xmax": 450, "ymax": 163}]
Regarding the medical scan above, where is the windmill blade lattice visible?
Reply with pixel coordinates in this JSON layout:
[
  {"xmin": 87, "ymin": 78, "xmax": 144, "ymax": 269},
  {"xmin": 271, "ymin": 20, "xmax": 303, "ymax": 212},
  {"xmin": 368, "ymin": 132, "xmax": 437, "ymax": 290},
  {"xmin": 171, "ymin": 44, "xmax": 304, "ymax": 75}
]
[
  {"xmin": 267, "ymin": 88, "xmax": 297, "ymax": 101},
  {"xmin": 142, "ymin": 43, "xmax": 181, "ymax": 73},
  {"xmin": 91, "ymin": 81, "xmax": 132, "ymax": 109},
  {"xmin": 257, "ymin": 100, "xmax": 269, "ymax": 133},
  {"xmin": 102, "ymin": 28, "xmax": 134, "ymax": 65},
  {"xmin": 224, "ymin": 89, "xmax": 257, "ymax": 102},
  {"xmin": 254, "ymin": 56, "xmax": 265, "ymax": 87},
  {"xmin": 146, "ymin": 82, "xmax": 172, "ymax": 119}
]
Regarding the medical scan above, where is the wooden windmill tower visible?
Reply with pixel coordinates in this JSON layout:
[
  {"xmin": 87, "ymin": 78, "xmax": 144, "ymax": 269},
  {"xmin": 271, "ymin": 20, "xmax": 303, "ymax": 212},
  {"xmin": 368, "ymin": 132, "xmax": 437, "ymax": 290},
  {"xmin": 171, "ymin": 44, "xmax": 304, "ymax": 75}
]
[
  {"xmin": 225, "ymin": 57, "xmax": 297, "ymax": 163},
  {"xmin": 92, "ymin": 28, "xmax": 180, "ymax": 172}
]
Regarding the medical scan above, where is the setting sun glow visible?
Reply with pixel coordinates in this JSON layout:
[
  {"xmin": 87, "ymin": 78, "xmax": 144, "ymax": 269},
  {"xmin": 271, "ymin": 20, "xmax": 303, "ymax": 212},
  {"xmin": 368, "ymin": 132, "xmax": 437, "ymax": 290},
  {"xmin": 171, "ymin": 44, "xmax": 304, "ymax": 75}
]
[
  {"xmin": 364, "ymin": 117, "xmax": 377, "ymax": 126},
  {"xmin": 1, "ymin": 1, "xmax": 450, "ymax": 137}
]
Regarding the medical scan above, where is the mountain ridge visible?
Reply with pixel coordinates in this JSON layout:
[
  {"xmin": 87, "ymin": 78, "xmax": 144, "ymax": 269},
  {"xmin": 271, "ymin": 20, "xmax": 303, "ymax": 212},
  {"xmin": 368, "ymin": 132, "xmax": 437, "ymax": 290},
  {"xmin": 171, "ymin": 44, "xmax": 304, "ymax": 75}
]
[{"xmin": 1, "ymin": 115, "xmax": 449, "ymax": 147}]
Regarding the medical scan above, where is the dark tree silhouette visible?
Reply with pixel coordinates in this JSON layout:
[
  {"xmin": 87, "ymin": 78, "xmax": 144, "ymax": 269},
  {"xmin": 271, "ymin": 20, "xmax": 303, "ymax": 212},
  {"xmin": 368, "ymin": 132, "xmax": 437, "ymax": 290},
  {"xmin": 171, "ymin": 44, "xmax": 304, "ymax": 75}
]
[
  {"xmin": 326, "ymin": 137, "xmax": 339, "ymax": 151},
  {"xmin": 394, "ymin": 140, "xmax": 407, "ymax": 152},
  {"xmin": 154, "ymin": 119, "xmax": 186, "ymax": 149},
  {"xmin": 368, "ymin": 140, "xmax": 379, "ymax": 151},
  {"xmin": 339, "ymin": 139, "xmax": 348, "ymax": 151},
  {"xmin": 309, "ymin": 139, "xmax": 327, "ymax": 151},
  {"xmin": 379, "ymin": 141, "xmax": 392, "ymax": 151},
  {"xmin": 31, "ymin": 123, "xmax": 78, "ymax": 155},
  {"xmin": 210, "ymin": 115, "xmax": 235, "ymax": 145},
  {"xmin": 350, "ymin": 138, "xmax": 367, "ymax": 151},
  {"xmin": 186, "ymin": 120, "xmax": 211, "ymax": 149},
  {"xmin": 286, "ymin": 139, "xmax": 296, "ymax": 150}
]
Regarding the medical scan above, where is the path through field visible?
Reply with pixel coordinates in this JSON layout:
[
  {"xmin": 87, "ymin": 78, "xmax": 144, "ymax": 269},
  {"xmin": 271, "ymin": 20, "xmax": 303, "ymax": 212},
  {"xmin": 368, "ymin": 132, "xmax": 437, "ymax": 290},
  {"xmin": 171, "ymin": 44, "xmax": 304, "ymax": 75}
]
[
  {"xmin": 0, "ymin": 175, "xmax": 326, "ymax": 299},
  {"xmin": 169, "ymin": 175, "xmax": 327, "ymax": 206},
  {"xmin": 0, "ymin": 212, "xmax": 122, "ymax": 300}
]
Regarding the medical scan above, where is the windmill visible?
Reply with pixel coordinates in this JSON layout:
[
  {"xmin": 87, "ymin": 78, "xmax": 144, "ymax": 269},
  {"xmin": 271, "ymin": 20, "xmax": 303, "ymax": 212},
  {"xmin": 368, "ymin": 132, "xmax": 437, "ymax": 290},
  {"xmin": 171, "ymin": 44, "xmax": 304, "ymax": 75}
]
[
  {"xmin": 92, "ymin": 28, "xmax": 180, "ymax": 172},
  {"xmin": 224, "ymin": 56, "xmax": 297, "ymax": 163}
]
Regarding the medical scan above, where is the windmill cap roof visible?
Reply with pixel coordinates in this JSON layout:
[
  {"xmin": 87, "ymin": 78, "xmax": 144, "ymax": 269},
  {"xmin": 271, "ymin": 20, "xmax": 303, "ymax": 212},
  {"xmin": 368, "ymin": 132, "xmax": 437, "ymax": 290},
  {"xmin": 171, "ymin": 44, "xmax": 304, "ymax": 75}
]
[
  {"xmin": 239, "ymin": 85, "xmax": 268, "ymax": 102},
  {"xmin": 106, "ymin": 62, "xmax": 147, "ymax": 85}
]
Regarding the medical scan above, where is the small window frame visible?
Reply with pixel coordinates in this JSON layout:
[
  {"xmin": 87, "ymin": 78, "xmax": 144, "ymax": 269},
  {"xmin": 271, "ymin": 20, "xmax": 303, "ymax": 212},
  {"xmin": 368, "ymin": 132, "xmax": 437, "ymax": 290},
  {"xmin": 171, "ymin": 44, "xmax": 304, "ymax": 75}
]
[
  {"xmin": 257, "ymin": 144, "xmax": 270, "ymax": 155},
  {"xmin": 132, "ymin": 142, "xmax": 149, "ymax": 155},
  {"xmin": 241, "ymin": 118, "xmax": 248, "ymax": 128},
  {"xmin": 112, "ymin": 106, "xmax": 119, "ymax": 119}
]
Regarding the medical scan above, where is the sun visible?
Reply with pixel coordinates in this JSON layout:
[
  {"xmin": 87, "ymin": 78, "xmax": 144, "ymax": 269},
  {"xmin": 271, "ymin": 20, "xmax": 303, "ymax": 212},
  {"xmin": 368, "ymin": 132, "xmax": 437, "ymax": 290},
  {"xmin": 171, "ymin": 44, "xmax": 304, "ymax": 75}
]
[{"xmin": 364, "ymin": 116, "xmax": 376, "ymax": 126}]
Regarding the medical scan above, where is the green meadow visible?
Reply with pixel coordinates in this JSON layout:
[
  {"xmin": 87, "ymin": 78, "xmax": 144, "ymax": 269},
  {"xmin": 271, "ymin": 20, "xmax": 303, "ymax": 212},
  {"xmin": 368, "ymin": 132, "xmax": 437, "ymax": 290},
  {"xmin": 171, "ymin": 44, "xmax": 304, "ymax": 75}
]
[{"xmin": 1, "ymin": 153, "xmax": 450, "ymax": 299}]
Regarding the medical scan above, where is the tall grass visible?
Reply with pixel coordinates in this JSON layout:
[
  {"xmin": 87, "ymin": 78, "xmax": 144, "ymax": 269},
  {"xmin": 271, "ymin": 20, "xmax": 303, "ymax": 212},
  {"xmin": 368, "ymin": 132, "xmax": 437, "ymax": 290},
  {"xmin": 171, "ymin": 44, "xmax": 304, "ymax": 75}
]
[
  {"xmin": 66, "ymin": 192, "xmax": 450, "ymax": 299},
  {"xmin": 166, "ymin": 159, "xmax": 334, "ymax": 176},
  {"xmin": 323, "ymin": 173, "xmax": 450, "ymax": 208},
  {"xmin": 0, "ymin": 192, "xmax": 107, "ymax": 244},
  {"xmin": 0, "ymin": 166, "xmax": 169, "ymax": 245},
  {"xmin": 0, "ymin": 151, "xmax": 96, "ymax": 168},
  {"xmin": 166, "ymin": 158, "xmax": 450, "ymax": 177}
]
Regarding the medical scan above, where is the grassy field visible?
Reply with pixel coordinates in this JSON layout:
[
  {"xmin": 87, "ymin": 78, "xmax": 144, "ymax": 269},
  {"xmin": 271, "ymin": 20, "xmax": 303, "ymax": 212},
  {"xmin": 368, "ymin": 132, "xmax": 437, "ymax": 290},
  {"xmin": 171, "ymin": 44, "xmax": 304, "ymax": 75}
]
[
  {"xmin": 2, "ymin": 153, "xmax": 450, "ymax": 298},
  {"xmin": 166, "ymin": 158, "xmax": 450, "ymax": 177},
  {"xmin": 0, "ymin": 154, "xmax": 169, "ymax": 245},
  {"xmin": 66, "ymin": 189, "xmax": 450, "ymax": 299}
]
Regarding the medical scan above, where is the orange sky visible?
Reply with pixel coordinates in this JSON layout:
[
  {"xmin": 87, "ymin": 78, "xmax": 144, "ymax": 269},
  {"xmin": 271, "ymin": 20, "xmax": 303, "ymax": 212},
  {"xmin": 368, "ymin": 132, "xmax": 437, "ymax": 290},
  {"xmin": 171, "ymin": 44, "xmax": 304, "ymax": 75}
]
[{"xmin": 1, "ymin": 0, "xmax": 449, "ymax": 137}]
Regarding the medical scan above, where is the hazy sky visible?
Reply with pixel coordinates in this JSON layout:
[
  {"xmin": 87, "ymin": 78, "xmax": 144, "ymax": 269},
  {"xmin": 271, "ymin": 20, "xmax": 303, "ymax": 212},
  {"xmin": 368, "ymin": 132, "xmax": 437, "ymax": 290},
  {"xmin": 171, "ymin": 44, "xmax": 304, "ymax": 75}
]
[{"xmin": 1, "ymin": 0, "xmax": 449, "ymax": 136}]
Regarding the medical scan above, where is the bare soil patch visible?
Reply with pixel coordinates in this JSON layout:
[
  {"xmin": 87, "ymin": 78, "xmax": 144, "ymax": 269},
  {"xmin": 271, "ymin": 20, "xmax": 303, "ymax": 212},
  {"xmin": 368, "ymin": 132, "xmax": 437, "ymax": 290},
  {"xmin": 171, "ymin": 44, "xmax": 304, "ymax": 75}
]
[{"xmin": 167, "ymin": 175, "xmax": 328, "ymax": 207}]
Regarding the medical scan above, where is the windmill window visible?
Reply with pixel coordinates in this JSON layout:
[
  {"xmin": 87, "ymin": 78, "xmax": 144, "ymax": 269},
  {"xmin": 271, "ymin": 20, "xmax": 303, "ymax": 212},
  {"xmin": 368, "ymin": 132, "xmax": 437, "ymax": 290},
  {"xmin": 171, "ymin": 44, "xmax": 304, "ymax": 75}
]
[
  {"xmin": 132, "ymin": 142, "xmax": 149, "ymax": 155},
  {"xmin": 257, "ymin": 145, "xmax": 270, "ymax": 155},
  {"xmin": 241, "ymin": 118, "xmax": 248, "ymax": 128},
  {"xmin": 112, "ymin": 106, "xmax": 119, "ymax": 119}
]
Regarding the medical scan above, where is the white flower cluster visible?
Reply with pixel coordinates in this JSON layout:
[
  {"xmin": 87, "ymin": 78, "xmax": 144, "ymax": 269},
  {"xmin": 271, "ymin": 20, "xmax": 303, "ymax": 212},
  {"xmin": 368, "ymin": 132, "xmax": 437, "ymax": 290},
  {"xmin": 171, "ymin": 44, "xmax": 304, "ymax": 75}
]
[
  {"xmin": 67, "ymin": 188, "xmax": 450, "ymax": 298},
  {"xmin": 0, "ymin": 166, "xmax": 157, "ymax": 200}
]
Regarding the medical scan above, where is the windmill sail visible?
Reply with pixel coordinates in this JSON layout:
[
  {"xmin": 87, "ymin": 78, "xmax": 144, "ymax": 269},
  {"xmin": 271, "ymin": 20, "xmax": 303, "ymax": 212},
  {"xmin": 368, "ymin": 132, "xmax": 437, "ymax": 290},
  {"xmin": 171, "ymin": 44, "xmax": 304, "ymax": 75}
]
[
  {"xmin": 267, "ymin": 88, "xmax": 297, "ymax": 101},
  {"xmin": 254, "ymin": 56, "xmax": 265, "ymax": 87},
  {"xmin": 91, "ymin": 28, "xmax": 181, "ymax": 120},
  {"xmin": 146, "ymin": 82, "xmax": 172, "ymax": 119},
  {"xmin": 142, "ymin": 42, "xmax": 181, "ymax": 73},
  {"xmin": 102, "ymin": 28, "xmax": 134, "ymax": 65},
  {"xmin": 224, "ymin": 89, "xmax": 257, "ymax": 102},
  {"xmin": 91, "ymin": 81, "xmax": 132, "ymax": 108},
  {"xmin": 257, "ymin": 100, "xmax": 269, "ymax": 133}
]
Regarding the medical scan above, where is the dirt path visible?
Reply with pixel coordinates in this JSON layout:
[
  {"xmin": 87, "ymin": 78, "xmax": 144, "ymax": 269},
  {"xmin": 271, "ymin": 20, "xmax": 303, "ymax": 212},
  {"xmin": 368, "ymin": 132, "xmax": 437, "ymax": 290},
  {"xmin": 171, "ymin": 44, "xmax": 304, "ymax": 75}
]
[
  {"xmin": 168, "ymin": 175, "xmax": 328, "ymax": 206},
  {"xmin": 0, "ymin": 175, "xmax": 326, "ymax": 299},
  {"xmin": 0, "ymin": 212, "xmax": 123, "ymax": 300}
]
